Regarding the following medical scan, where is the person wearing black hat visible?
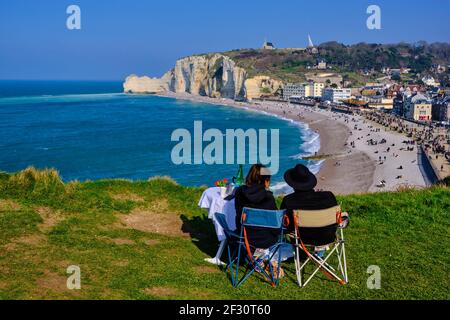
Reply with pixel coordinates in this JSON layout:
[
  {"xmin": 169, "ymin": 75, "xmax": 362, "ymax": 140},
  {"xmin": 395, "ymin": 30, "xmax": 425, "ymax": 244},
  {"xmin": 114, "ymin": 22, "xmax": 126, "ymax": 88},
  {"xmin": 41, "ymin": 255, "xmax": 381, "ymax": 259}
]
[{"xmin": 281, "ymin": 164, "xmax": 338, "ymax": 244}]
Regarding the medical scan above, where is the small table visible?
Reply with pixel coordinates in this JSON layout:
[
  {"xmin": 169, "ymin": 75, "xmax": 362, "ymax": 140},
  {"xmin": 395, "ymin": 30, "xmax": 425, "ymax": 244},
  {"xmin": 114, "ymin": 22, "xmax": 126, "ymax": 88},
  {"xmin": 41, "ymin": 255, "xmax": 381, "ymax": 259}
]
[{"xmin": 198, "ymin": 187, "xmax": 237, "ymax": 265}]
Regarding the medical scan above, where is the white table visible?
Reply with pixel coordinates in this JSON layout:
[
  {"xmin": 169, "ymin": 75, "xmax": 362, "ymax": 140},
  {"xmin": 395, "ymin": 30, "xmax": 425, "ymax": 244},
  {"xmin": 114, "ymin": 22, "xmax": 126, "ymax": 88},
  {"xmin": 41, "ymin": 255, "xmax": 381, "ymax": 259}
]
[{"xmin": 198, "ymin": 187, "xmax": 237, "ymax": 265}]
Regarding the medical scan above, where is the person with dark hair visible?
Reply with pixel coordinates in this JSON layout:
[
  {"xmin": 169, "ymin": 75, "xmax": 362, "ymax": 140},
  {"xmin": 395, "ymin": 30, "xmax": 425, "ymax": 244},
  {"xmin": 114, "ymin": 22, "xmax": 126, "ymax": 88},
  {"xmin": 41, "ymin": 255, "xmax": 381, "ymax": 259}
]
[
  {"xmin": 281, "ymin": 164, "xmax": 338, "ymax": 247},
  {"xmin": 234, "ymin": 164, "xmax": 278, "ymax": 249}
]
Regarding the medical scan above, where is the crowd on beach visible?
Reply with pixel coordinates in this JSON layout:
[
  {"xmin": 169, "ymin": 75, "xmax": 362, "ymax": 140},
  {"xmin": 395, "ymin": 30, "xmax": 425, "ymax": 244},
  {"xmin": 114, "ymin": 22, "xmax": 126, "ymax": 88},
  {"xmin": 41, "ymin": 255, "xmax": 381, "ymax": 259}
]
[
  {"xmin": 365, "ymin": 112, "xmax": 449, "ymax": 146},
  {"xmin": 365, "ymin": 110, "xmax": 449, "ymax": 176}
]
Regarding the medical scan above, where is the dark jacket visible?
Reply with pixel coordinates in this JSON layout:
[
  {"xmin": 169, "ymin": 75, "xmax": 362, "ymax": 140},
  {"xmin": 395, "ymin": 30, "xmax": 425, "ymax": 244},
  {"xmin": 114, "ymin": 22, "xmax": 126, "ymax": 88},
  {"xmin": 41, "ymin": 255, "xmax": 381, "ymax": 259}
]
[
  {"xmin": 280, "ymin": 190, "xmax": 338, "ymax": 246},
  {"xmin": 234, "ymin": 184, "xmax": 279, "ymax": 249}
]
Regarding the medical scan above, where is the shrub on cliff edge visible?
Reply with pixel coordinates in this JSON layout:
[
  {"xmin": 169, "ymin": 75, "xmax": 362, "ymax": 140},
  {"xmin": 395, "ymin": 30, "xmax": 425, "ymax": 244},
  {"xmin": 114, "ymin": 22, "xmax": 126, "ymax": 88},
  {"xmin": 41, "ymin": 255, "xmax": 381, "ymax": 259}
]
[{"xmin": 2, "ymin": 166, "xmax": 65, "ymax": 198}]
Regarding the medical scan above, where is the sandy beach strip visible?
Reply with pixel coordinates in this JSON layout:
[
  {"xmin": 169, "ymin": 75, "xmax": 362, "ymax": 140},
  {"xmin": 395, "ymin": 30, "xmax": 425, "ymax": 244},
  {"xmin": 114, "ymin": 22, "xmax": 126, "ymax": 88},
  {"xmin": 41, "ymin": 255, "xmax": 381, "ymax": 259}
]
[{"xmin": 157, "ymin": 92, "xmax": 427, "ymax": 195}]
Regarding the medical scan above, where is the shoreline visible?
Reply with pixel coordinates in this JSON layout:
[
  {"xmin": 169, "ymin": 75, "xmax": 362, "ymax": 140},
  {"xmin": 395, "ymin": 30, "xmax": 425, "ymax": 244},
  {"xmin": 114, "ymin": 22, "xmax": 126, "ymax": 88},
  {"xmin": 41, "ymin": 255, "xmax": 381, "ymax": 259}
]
[{"xmin": 156, "ymin": 91, "xmax": 427, "ymax": 195}]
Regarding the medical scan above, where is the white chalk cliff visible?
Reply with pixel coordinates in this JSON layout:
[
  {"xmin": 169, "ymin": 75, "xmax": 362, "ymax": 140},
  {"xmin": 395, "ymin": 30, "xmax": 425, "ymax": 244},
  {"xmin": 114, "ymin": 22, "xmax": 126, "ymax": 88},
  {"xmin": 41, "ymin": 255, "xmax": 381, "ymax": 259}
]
[
  {"xmin": 245, "ymin": 76, "xmax": 283, "ymax": 101},
  {"xmin": 123, "ymin": 53, "xmax": 280, "ymax": 101},
  {"xmin": 123, "ymin": 75, "xmax": 168, "ymax": 94}
]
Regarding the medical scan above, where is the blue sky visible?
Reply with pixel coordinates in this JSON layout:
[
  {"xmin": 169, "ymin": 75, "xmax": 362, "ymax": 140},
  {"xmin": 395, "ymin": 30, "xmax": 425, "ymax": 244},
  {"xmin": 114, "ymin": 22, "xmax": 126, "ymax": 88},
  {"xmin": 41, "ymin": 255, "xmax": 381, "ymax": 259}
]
[{"xmin": 0, "ymin": 0, "xmax": 449, "ymax": 80}]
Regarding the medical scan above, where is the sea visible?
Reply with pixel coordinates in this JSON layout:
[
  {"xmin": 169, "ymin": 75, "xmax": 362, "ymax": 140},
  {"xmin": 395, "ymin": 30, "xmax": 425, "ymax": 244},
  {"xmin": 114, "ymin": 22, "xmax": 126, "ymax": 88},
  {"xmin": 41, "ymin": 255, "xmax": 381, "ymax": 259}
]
[{"xmin": 0, "ymin": 80, "xmax": 321, "ymax": 194}]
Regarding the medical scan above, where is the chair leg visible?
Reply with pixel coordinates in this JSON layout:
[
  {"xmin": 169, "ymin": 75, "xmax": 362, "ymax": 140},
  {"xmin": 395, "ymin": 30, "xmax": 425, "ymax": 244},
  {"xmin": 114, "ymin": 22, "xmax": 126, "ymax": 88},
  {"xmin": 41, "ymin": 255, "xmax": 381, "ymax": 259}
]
[
  {"xmin": 274, "ymin": 245, "xmax": 283, "ymax": 287},
  {"xmin": 293, "ymin": 232, "xmax": 302, "ymax": 287},
  {"xmin": 233, "ymin": 241, "xmax": 243, "ymax": 288},
  {"xmin": 236, "ymin": 262, "xmax": 254, "ymax": 288},
  {"xmin": 227, "ymin": 244, "xmax": 237, "ymax": 287},
  {"xmin": 341, "ymin": 242, "xmax": 348, "ymax": 283},
  {"xmin": 339, "ymin": 229, "xmax": 348, "ymax": 283},
  {"xmin": 303, "ymin": 246, "xmax": 342, "ymax": 287},
  {"xmin": 295, "ymin": 245, "xmax": 302, "ymax": 287},
  {"xmin": 336, "ymin": 244, "xmax": 345, "ymax": 281},
  {"xmin": 293, "ymin": 229, "xmax": 349, "ymax": 288}
]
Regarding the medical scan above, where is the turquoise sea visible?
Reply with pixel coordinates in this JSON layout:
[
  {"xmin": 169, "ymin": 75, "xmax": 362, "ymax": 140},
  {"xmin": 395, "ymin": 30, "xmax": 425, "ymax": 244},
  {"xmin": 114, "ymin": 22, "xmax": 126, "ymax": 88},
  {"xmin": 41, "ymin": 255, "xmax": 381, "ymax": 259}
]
[{"xmin": 0, "ymin": 81, "xmax": 321, "ymax": 193}]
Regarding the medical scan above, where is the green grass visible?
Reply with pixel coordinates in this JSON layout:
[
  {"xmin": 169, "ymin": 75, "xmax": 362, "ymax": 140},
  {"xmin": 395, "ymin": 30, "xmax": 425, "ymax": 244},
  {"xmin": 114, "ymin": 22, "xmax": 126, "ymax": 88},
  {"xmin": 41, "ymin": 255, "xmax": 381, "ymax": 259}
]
[{"xmin": 0, "ymin": 167, "xmax": 449, "ymax": 300}]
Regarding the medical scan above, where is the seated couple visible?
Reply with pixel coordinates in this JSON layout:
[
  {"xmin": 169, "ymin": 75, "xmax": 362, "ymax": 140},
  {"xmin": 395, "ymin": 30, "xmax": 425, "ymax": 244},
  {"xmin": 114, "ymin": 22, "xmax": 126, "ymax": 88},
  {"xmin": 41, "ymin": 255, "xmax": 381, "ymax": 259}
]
[{"xmin": 234, "ymin": 163, "xmax": 338, "ymax": 277}]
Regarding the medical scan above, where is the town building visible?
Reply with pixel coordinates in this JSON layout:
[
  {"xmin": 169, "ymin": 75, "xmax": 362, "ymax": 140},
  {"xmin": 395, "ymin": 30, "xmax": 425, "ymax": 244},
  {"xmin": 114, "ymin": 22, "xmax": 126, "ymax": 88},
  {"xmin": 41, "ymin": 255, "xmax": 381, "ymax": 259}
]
[
  {"xmin": 432, "ymin": 95, "xmax": 450, "ymax": 123},
  {"xmin": 405, "ymin": 84, "xmax": 425, "ymax": 94},
  {"xmin": 283, "ymin": 83, "xmax": 306, "ymax": 100},
  {"xmin": 322, "ymin": 88, "xmax": 351, "ymax": 103},
  {"xmin": 361, "ymin": 95, "xmax": 394, "ymax": 110},
  {"xmin": 317, "ymin": 59, "xmax": 327, "ymax": 70},
  {"xmin": 359, "ymin": 84, "xmax": 393, "ymax": 109},
  {"xmin": 405, "ymin": 93, "xmax": 432, "ymax": 121},
  {"xmin": 393, "ymin": 92, "xmax": 406, "ymax": 116},
  {"xmin": 390, "ymin": 69, "xmax": 402, "ymax": 77},
  {"xmin": 422, "ymin": 75, "xmax": 440, "ymax": 87},
  {"xmin": 262, "ymin": 40, "xmax": 275, "ymax": 50},
  {"xmin": 307, "ymin": 35, "xmax": 319, "ymax": 54},
  {"xmin": 431, "ymin": 64, "xmax": 446, "ymax": 74},
  {"xmin": 304, "ymin": 85, "xmax": 311, "ymax": 98},
  {"xmin": 305, "ymin": 81, "xmax": 324, "ymax": 98},
  {"xmin": 364, "ymin": 83, "xmax": 386, "ymax": 91}
]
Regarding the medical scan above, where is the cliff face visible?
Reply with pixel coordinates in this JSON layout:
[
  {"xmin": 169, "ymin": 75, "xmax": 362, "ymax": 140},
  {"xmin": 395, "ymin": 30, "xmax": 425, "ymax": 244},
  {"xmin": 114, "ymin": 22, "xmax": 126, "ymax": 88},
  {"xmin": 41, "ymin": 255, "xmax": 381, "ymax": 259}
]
[
  {"xmin": 170, "ymin": 54, "xmax": 248, "ymax": 100},
  {"xmin": 123, "ymin": 53, "xmax": 281, "ymax": 101},
  {"xmin": 123, "ymin": 75, "xmax": 168, "ymax": 94},
  {"xmin": 124, "ymin": 54, "xmax": 247, "ymax": 100},
  {"xmin": 245, "ymin": 76, "xmax": 283, "ymax": 100}
]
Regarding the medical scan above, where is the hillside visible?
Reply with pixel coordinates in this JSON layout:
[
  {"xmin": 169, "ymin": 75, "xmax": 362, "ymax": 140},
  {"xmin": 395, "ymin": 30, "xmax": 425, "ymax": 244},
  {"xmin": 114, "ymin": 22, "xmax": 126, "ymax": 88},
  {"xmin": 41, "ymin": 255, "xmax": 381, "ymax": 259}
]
[
  {"xmin": 123, "ymin": 42, "xmax": 450, "ymax": 98},
  {"xmin": 0, "ymin": 168, "xmax": 449, "ymax": 300},
  {"xmin": 223, "ymin": 42, "xmax": 450, "ymax": 86}
]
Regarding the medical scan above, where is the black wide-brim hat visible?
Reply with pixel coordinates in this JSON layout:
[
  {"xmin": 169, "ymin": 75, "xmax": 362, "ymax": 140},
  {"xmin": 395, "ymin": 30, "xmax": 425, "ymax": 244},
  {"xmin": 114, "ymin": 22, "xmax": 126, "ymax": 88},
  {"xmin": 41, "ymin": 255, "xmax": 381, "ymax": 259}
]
[{"xmin": 284, "ymin": 164, "xmax": 317, "ymax": 191}]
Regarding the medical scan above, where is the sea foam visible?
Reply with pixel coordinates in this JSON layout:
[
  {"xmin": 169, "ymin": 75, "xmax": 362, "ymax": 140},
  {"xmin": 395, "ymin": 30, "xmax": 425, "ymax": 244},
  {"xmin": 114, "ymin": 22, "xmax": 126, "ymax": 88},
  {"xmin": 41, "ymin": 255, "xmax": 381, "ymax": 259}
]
[{"xmin": 0, "ymin": 93, "xmax": 125, "ymax": 106}]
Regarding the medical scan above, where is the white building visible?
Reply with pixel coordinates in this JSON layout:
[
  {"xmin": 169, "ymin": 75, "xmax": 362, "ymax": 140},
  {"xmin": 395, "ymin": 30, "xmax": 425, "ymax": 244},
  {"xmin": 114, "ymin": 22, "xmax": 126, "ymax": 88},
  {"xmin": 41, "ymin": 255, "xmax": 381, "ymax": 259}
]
[
  {"xmin": 306, "ymin": 82, "xmax": 324, "ymax": 98},
  {"xmin": 422, "ymin": 75, "xmax": 440, "ymax": 87},
  {"xmin": 307, "ymin": 34, "xmax": 319, "ymax": 54},
  {"xmin": 322, "ymin": 88, "xmax": 351, "ymax": 103},
  {"xmin": 262, "ymin": 40, "xmax": 275, "ymax": 50},
  {"xmin": 283, "ymin": 83, "xmax": 306, "ymax": 100},
  {"xmin": 317, "ymin": 60, "xmax": 327, "ymax": 70}
]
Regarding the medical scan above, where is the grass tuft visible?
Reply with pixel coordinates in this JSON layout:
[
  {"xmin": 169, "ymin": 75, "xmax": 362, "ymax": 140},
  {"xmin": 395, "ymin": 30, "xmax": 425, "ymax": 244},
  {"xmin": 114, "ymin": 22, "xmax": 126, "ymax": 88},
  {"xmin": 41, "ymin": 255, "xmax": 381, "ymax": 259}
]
[
  {"xmin": 148, "ymin": 176, "xmax": 178, "ymax": 185},
  {"xmin": 3, "ymin": 167, "xmax": 65, "ymax": 199}
]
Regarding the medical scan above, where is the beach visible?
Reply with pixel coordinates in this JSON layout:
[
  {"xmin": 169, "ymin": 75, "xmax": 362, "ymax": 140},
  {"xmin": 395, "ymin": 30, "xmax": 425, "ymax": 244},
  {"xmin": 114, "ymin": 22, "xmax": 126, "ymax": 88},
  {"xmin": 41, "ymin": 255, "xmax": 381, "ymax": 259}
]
[{"xmin": 159, "ymin": 92, "xmax": 428, "ymax": 195}]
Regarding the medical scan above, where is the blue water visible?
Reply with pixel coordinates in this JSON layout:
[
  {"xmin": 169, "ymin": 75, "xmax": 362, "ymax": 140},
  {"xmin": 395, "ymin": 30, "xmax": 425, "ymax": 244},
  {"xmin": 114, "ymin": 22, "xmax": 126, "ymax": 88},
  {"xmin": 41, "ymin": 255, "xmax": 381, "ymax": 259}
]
[
  {"xmin": 0, "ymin": 81, "xmax": 321, "ymax": 192},
  {"xmin": 0, "ymin": 80, "xmax": 123, "ymax": 98}
]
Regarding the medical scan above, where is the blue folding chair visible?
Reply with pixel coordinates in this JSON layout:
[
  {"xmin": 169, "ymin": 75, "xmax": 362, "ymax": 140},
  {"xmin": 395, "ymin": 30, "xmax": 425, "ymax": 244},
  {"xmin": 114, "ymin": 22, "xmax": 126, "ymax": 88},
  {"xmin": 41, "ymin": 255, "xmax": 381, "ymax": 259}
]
[
  {"xmin": 214, "ymin": 212, "xmax": 242, "ymax": 286},
  {"xmin": 216, "ymin": 208, "xmax": 288, "ymax": 287}
]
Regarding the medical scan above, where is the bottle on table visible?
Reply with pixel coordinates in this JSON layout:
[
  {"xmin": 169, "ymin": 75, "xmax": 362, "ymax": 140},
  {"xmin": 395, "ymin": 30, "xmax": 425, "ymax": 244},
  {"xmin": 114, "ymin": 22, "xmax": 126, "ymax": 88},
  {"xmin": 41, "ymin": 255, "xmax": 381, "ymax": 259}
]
[{"xmin": 233, "ymin": 164, "xmax": 245, "ymax": 187}]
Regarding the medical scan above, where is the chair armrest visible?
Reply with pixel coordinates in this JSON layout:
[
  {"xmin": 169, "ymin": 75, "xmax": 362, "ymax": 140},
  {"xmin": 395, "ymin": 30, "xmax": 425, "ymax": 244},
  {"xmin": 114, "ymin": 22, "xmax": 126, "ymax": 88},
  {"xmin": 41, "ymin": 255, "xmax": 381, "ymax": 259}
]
[{"xmin": 339, "ymin": 212, "xmax": 350, "ymax": 229}]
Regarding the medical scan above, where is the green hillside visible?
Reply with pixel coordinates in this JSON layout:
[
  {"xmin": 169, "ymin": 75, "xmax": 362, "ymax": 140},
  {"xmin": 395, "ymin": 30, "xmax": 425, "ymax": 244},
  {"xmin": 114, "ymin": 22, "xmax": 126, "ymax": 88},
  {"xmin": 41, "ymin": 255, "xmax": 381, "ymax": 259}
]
[
  {"xmin": 0, "ymin": 168, "xmax": 449, "ymax": 300},
  {"xmin": 222, "ymin": 42, "xmax": 450, "ymax": 86}
]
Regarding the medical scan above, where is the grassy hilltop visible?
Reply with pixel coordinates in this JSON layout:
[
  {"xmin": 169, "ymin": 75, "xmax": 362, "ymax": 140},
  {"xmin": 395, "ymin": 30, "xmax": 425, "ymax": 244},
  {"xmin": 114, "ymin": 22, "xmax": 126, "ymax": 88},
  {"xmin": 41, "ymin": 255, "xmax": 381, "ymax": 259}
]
[{"xmin": 0, "ymin": 167, "xmax": 449, "ymax": 300}]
